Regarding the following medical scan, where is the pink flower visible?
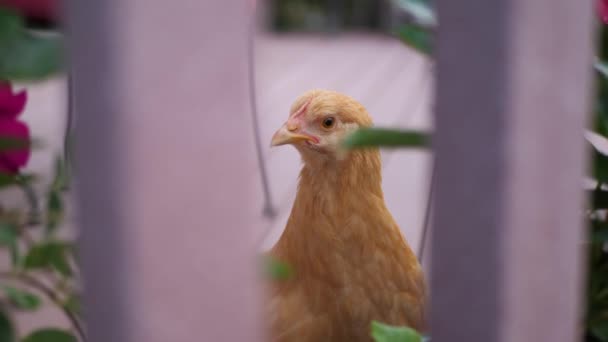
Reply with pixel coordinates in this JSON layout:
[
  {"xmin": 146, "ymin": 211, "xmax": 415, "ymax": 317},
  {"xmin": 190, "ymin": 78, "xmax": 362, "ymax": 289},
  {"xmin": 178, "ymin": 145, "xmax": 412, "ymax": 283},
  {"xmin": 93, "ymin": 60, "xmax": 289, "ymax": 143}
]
[
  {"xmin": 600, "ymin": 0, "xmax": 608, "ymax": 24},
  {"xmin": 0, "ymin": 81, "xmax": 30, "ymax": 175}
]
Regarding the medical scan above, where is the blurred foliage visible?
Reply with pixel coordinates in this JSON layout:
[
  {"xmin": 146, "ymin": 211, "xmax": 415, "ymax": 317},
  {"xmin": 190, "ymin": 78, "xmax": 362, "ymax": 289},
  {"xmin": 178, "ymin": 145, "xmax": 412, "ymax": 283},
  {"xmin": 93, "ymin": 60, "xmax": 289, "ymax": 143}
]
[
  {"xmin": 268, "ymin": 0, "xmax": 435, "ymax": 56},
  {"xmin": 0, "ymin": 153, "xmax": 82, "ymax": 342},
  {"xmin": 391, "ymin": 0, "xmax": 433, "ymax": 55},
  {"xmin": 0, "ymin": 8, "xmax": 62, "ymax": 80},
  {"xmin": 587, "ymin": 19, "xmax": 608, "ymax": 342},
  {"xmin": 264, "ymin": 255, "xmax": 294, "ymax": 281},
  {"xmin": 269, "ymin": 0, "xmax": 393, "ymax": 32},
  {"xmin": 394, "ymin": 25, "xmax": 432, "ymax": 55},
  {"xmin": 392, "ymin": 0, "xmax": 435, "ymax": 28},
  {"xmin": 343, "ymin": 128, "xmax": 429, "ymax": 149},
  {"xmin": 371, "ymin": 321, "xmax": 427, "ymax": 342},
  {"xmin": 21, "ymin": 329, "xmax": 77, "ymax": 342},
  {"xmin": 0, "ymin": 5, "xmax": 79, "ymax": 342}
]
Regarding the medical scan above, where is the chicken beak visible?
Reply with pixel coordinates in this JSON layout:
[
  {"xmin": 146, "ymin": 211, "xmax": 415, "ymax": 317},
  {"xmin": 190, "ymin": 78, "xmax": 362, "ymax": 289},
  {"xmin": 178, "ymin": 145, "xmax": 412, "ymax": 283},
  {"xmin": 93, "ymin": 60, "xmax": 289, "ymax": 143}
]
[{"xmin": 270, "ymin": 125, "xmax": 313, "ymax": 147}]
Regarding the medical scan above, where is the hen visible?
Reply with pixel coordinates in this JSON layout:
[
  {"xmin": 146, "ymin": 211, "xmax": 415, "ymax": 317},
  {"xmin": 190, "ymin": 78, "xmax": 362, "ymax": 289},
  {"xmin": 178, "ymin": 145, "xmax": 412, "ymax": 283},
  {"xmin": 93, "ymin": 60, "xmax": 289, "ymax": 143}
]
[{"xmin": 266, "ymin": 89, "xmax": 427, "ymax": 342}]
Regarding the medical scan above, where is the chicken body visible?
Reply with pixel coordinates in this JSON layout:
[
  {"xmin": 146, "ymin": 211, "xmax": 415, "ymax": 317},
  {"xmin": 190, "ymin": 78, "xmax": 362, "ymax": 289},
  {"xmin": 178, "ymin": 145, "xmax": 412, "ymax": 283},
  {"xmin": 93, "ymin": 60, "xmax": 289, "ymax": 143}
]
[{"xmin": 267, "ymin": 90, "xmax": 426, "ymax": 342}]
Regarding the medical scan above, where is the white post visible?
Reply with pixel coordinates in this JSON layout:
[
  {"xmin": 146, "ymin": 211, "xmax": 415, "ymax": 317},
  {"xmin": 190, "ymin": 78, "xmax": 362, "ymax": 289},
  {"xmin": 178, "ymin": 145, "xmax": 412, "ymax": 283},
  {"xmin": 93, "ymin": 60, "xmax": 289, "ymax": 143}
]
[{"xmin": 67, "ymin": 1, "xmax": 262, "ymax": 341}]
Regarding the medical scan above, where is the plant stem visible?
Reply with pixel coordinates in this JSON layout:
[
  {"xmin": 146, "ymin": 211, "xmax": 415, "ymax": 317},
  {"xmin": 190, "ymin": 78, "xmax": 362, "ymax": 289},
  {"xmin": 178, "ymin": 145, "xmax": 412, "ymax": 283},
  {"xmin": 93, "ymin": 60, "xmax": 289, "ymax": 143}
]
[
  {"xmin": 16, "ymin": 176, "xmax": 41, "ymax": 226},
  {"xmin": 0, "ymin": 272, "xmax": 86, "ymax": 341}
]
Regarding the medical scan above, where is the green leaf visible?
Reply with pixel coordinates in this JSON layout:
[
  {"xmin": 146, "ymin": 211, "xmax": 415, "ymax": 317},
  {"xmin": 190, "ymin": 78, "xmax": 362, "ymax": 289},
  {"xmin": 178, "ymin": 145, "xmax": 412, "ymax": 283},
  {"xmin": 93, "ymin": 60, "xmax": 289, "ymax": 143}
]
[
  {"xmin": 596, "ymin": 60, "xmax": 608, "ymax": 79},
  {"xmin": 0, "ymin": 223, "xmax": 20, "ymax": 268},
  {"xmin": 21, "ymin": 329, "xmax": 76, "ymax": 342},
  {"xmin": 394, "ymin": 0, "xmax": 436, "ymax": 28},
  {"xmin": 2, "ymin": 286, "xmax": 41, "ymax": 310},
  {"xmin": 594, "ymin": 62, "xmax": 608, "ymax": 137},
  {"xmin": 370, "ymin": 321, "xmax": 423, "ymax": 342},
  {"xmin": 394, "ymin": 25, "xmax": 432, "ymax": 55},
  {"xmin": 591, "ymin": 319, "xmax": 608, "ymax": 341},
  {"xmin": 591, "ymin": 189, "xmax": 608, "ymax": 209},
  {"xmin": 592, "ymin": 226, "xmax": 608, "ymax": 243},
  {"xmin": 0, "ymin": 310, "xmax": 15, "ymax": 342},
  {"xmin": 591, "ymin": 143, "xmax": 608, "ymax": 183},
  {"xmin": 24, "ymin": 242, "xmax": 72, "ymax": 277},
  {"xmin": 0, "ymin": 9, "xmax": 63, "ymax": 81},
  {"xmin": 0, "ymin": 174, "xmax": 19, "ymax": 189},
  {"xmin": 0, "ymin": 137, "xmax": 30, "ymax": 152},
  {"xmin": 45, "ymin": 157, "xmax": 66, "ymax": 236},
  {"xmin": 45, "ymin": 190, "xmax": 63, "ymax": 237},
  {"xmin": 343, "ymin": 128, "xmax": 430, "ymax": 150},
  {"xmin": 51, "ymin": 156, "xmax": 68, "ymax": 192},
  {"xmin": 263, "ymin": 256, "xmax": 293, "ymax": 281},
  {"xmin": 0, "ymin": 9, "xmax": 21, "ymax": 40},
  {"xmin": 0, "ymin": 224, "xmax": 17, "ymax": 247}
]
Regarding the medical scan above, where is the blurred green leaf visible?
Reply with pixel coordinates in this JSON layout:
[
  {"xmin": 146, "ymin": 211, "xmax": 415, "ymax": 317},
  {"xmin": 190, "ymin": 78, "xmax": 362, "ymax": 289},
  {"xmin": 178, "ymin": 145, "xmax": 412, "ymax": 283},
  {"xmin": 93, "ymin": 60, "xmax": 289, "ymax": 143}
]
[
  {"xmin": 24, "ymin": 242, "xmax": 72, "ymax": 277},
  {"xmin": 0, "ymin": 310, "xmax": 15, "ymax": 342},
  {"xmin": 591, "ymin": 320, "xmax": 608, "ymax": 341},
  {"xmin": 596, "ymin": 60, "xmax": 608, "ymax": 79},
  {"xmin": 0, "ymin": 9, "xmax": 21, "ymax": 39},
  {"xmin": 0, "ymin": 137, "xmax": 30, "ymax": 153},
  {"xmin": 2, "ymin": 286, "xmax": 40, "ymax": 310},
  {"xmin": 0, "ymin": 224, "xmax": 16, "ymax": 247},
  {"xmin": 370, "ymin": 321, "xmax": 423, "ymax": 342},
  {"xmin": 21, "ymin": 329, "xmax": 76, "ymax": 342},
  {"xmin": 0, "ymin": 174, "xmax": 19, "ymax": 189},
  {"xmin": 593, "ymin": 226, "xmax": 608, "ymax": 244},
  {"xmin": 51, "ymin": 156, "xmax": 68, "ymax": 192},
  {"xmin": 45, "ymin": 190, "xmax": 63, "ymax": 237},
  {"xmin": 591, "ymin": 143, "xmax": 608, "ymax": 184},
  {"xmin": 343, "ymin": 128, "xmax": 430, "ymax": 150},
  {"xmin": 14, "ymin": 173, "xmax": 36, "ymax": 185},
  {"xmin": 0, "ymin": 9, "xmax": 63, "ymax": 81},
  {"xmin": 394, "ymin": 0, "xmax": 436, "ymax": 28},
  {"xmin": 0, "ymin": 223, "xmax": 20, "ymax": 268},
  {"xmin": 45, "ymin": 157, "xmax": 66, "ymax": 236},
  {"xmin": 263, "ymin": 256, "xmax": 293, "ymax": 281},
  {"xmin": 394, "ymin": 25, "xmax": 432, "ymax": 56},
  {"xmin": 588, "ymin": 26, "xmax": 608, "ymax": 342},
  {"xmin": 594, "ymin": 60, "xmax": 608, "ymax": 137},
  {"xmin": 591, "ymin": 189, "xmax": 608, "ymax": 209}
]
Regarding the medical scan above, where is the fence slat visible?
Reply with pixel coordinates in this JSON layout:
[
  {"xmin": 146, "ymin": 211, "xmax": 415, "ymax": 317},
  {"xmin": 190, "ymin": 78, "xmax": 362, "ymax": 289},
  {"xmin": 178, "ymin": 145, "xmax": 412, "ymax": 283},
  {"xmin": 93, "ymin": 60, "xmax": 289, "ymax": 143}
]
[
  {"xmin": 68, "ymin": 1, "xmax": 262, "ymax": 341},
  {"xmin": 431, "ymin": 0, "xmax": 594, "ymax": 341}
]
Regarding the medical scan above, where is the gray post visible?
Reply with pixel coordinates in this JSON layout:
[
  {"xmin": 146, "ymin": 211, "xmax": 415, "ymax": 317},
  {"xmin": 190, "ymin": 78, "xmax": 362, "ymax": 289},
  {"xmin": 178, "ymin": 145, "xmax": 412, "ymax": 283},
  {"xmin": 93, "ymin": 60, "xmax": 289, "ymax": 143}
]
[{"xmin": 431, "ymin": 0, "xmax": 594, "ymax": 341}]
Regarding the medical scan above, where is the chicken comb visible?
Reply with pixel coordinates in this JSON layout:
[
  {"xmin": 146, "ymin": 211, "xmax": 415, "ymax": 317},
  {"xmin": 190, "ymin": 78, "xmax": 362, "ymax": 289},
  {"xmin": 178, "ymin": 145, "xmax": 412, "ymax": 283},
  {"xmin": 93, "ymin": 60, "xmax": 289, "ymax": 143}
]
[{"xmin": 291, "ymin": 96, "xmax": 313, "ymax": 120}]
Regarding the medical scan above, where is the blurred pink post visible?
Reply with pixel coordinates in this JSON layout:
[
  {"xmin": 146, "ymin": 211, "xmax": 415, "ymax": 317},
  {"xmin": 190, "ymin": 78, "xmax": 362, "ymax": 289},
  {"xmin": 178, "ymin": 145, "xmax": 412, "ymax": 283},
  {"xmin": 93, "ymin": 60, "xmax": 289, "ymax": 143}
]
[
  {"xmin": 431, "ymin": 0, "xmax": 594, "ymax": 341},
  {"xmin": 67, "ymin": 1, "xmax": 262, "ymax": 341}
]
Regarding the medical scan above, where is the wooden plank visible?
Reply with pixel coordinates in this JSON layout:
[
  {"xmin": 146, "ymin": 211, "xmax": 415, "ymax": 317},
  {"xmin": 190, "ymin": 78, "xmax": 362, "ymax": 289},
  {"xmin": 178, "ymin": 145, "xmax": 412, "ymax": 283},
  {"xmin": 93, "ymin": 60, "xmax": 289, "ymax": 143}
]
[
  {"xmin": 67, "ymin": 1, "xmax": 262, "ymax": 341},
  {"xmin": 431, "ymin": 0, "xmax": 593, "ymax": 341}
]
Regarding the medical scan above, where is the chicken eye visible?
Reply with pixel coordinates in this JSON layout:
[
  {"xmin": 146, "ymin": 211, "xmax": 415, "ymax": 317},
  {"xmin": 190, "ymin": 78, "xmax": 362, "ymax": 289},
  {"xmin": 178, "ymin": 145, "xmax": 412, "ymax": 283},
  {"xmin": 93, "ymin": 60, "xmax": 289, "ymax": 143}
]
[{"xmin": 322, "ymin": 117, "xmax": 335, "ymax": 129}]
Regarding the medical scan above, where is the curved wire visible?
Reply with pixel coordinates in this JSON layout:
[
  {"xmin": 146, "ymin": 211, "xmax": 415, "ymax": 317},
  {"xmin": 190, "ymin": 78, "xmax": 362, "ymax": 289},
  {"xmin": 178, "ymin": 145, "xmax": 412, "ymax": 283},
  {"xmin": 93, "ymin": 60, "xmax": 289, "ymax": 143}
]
[
  {"xmin": 416, "ymin": 62, "xmax": 435, "ymax": 263},
  {"xmin": 248, "ymin": 4, "xmax": 277, "ymax": 219},
  {"xmin": 417, "ymin": 159, "xmax": 435, "ymax": 262},
  {"xmin": 63, "ymin": 73, "xmax": 74, "ymax": 190}
]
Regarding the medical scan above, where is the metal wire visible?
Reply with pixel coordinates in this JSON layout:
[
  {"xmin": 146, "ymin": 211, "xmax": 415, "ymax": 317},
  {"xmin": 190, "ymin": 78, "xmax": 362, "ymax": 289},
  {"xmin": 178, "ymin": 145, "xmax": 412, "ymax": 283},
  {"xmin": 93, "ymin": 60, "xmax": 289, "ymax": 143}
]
[
  {"xmin": 417, "ymin": 159, "xmax": 435, "ymax": 262},
  {"xmin": 248, "ymin": 4, "xmax": 277, "ymax": 219},
  {"xmin": 64, "ymin": 73, "xmax": 75, "ymax": 190},
  {"xmin": 416, "ymin": 62, "xmax": 435, "ymax": 263}
]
